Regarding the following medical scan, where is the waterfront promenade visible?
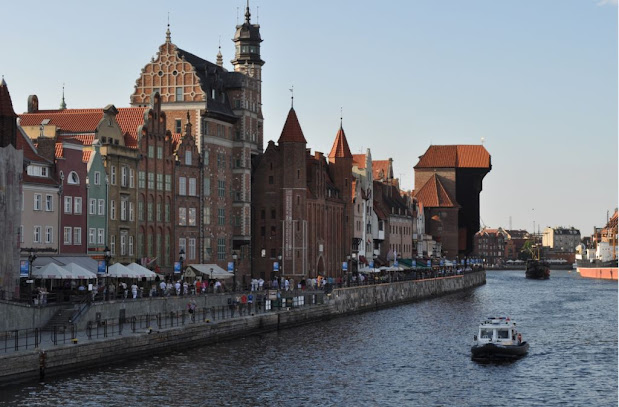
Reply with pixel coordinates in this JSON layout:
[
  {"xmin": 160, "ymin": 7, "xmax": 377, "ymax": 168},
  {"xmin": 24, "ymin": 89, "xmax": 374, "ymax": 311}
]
[{"xmin": 0, "ymin": 270, "xmax": 485, "ymax": 386}]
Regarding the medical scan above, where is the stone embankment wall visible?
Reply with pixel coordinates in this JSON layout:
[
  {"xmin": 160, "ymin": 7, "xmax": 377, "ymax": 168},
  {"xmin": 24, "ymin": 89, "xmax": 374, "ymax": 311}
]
[{"xmin": 0, "ymin": 271, "xmax": 485, "ymax": 386}]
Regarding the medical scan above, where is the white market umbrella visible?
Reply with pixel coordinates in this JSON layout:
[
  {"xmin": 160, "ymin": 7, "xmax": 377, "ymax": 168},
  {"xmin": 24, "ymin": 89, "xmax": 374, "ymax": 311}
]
[
  {"xmin": 31, "ymin": 263, "xmax": 73, "ymax": 280},
  {"xmin": 106, "ymin": 263, "xmax": 136, "ymax": 278},
  {"xmin": 64, "ymin": 262, "xmax": 97, "ymax": 279},
  {"xmin": 126, "ymin": 263, "xmax": 158, "ymax": 280}
]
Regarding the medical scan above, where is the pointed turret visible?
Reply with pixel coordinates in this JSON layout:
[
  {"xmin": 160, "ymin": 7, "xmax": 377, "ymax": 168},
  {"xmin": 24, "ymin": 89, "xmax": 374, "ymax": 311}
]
[
  {"xmin": 277, "ymin": 108, "xmax": 306, "ymax": 144},
  {"xmin": 216, "ymin": 46, "xmax": 223, "ymax": 67},
  {"xmin": 0, "ymin": 77, "xmax": 18, "ymax": 147},
  {"xmin": 328, "ymin": 124, "xmax": 352, "ymax": 159}
]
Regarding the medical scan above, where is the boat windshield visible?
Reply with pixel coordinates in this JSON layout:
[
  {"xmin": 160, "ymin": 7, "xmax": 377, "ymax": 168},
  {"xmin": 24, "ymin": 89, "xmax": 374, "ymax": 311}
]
[
  {"xmin": 498, "ymin": 329, "xmax": 509, "ymax": 339},
  {"xmin": 480, "ymin": 328, "xmax": 493, "ymax": 339}
]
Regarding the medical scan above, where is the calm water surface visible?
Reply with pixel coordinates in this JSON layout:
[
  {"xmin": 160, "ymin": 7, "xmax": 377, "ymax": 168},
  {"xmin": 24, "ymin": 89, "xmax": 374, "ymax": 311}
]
[{"xmin": 0, "ymin": 269, "xmax": 616, "ymax": 406}]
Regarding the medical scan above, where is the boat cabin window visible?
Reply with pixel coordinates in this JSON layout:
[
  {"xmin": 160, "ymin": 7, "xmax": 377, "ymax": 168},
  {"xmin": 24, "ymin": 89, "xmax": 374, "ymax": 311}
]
[
  {"xmin": 498, "ymin": 330, "xmax": 509, "ymax": 339},
  {"xmin": 480, "ymin": 329, "xmax": 493, "ymax": 339}
]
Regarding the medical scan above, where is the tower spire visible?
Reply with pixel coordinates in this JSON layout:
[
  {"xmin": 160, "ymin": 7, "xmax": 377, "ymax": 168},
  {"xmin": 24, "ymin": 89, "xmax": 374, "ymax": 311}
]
[
  {"xmin": 166, "ymin": 13, "xmax": 171, "ymax": 43},
  {"xmin": 60, "ymin": 83, "xmax": 66, "ymax": 110},
  {"xmin": 289, "ymin": 85, "xmax": 294, "ymax": 108},
  {"xmin": 245, "ymin": 0, "xmax": 251, "ymax": 24},
  {"xmin": 216, "ymin": 36, "xmax": 223, "ymax": 67}
]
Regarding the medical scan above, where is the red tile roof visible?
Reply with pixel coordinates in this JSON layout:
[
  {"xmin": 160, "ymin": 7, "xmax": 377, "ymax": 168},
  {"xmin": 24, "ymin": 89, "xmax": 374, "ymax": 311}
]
[
  {"xmin": 415, "ymin": 145, "xmax": 491, "ymax": 169},
  {"xmin": 352, "ymin": 154, "xmax": 366, "ymax": 169},
  {"xmin": 414, "ymin": 174, "xmax": 457, "ymax": 208},
  {"xmin": 55, "ymin": 143, "xmax": 63, "ymax": 158},
  {"xmin": 372, "ymin": 160, "xmax": 391, "ymax": 180},
  {"xmin": 19, "ymin": 110, "xmax": 104, "ymax": 132},
  {"xmin": 82, "ymin": 150, "xmax": 92, "ymax": 163},
  {"xmin": 0, "ymin": 78, "xmax": 16, "ymax": 117},
  {"xmin": 328, "ymin": 126, "xmax": 352, "ymax": 158},
  {"xmin": 66, "ymin": 134, "xmax": 95, "ymax": 145},
  {"xmin": 278, "ymin": 108, "xmax": 307, "ymax": 144},
  {"xmin": 19, "ymin": 106, "xmax": 146, "ymax": 149},
  {"xmin": 117, "ymin": 107, "xmax": 146, "ymax": 147},
  {"xmin": 16, "ymin": 128, "xmax": 50, "ymax": 164}
]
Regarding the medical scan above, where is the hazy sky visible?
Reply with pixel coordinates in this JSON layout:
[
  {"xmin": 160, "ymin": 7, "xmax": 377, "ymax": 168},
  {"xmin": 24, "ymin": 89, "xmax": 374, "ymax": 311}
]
[{"xmin": 2, "ymin": 0, "xmax": 617, "ymax": 236}]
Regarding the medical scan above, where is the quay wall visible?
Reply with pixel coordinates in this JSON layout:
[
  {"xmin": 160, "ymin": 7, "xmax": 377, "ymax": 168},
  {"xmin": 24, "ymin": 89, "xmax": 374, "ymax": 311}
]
[{"xmin": 0, "ymin": 271, "xmax": 485, "ymax": 386}]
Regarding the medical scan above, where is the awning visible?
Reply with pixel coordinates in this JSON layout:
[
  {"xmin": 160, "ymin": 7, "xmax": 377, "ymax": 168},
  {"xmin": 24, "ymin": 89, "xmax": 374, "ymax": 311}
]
[
  {"xmin": 126, "ymin": 263, "xmax": 158, "ymax": 280},
  {"xmin": 31, "ymin": 263, "xmax": 73, "ymax": 280},
  {"xmin": 357, "ymin": 266, "xmax": 380, "ymax": 273},
  {"xmin": 106, "ymin": 263, "xmax": 135, "ymax": 278},
  {"xmin": 188, "ymin": 264, "xmax": 234, "ymax": 279},
  {"xmin": 63, "ymin": 263, "xmax": 97, "ymax": 279}
]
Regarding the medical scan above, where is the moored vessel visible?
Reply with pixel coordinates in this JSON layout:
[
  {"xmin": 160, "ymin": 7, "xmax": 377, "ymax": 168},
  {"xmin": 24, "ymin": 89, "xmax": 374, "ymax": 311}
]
[
  {"xmin": 525, "ymin": 259, "xmax": 550, "ymax": 280},
  {"xmin": 471, "ymin": 317, "xmax": 529, "ymax": 361}
]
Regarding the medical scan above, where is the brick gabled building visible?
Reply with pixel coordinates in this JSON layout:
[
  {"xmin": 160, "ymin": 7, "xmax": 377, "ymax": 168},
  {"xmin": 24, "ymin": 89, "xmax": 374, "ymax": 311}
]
[
  {"xmin": 131, "ymin": 7, "xmax": 263, "ymax": 276},
  {"xmin": 173, "ymin": 113, "xmax": 201, "ymax": 267},
  {"xmin": 414, "ymin": 145, "xmax": 491, "ymax": 257},
  {"xmin": 252, "ymin": 108, "xmax": 351, "ymax": 281}
]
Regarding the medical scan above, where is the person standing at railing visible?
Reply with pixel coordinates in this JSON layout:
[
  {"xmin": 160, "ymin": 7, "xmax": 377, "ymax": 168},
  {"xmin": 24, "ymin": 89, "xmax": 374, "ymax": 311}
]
[{"xmin": 131, "ymin": 283, "xmax": 138, "ymax": 299}]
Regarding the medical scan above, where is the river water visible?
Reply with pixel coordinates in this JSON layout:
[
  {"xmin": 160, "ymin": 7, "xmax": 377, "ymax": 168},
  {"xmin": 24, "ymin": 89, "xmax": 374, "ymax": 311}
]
[{"xmin": 0, "ymin": 269, "xmax": 616, "ymax": 407}]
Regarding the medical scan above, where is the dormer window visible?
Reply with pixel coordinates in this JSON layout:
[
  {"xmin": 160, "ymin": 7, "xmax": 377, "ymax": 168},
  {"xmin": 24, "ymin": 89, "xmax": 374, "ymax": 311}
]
[{"xmin": 67, "ymin": 171, "xmax": 79, "ymax": 185}]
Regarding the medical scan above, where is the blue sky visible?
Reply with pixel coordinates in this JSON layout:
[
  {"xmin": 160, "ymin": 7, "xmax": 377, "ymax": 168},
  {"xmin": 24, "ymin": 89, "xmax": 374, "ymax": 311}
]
[{"xmin": 2, "ymin": 0, "xmax": 617, "ymax": 236}]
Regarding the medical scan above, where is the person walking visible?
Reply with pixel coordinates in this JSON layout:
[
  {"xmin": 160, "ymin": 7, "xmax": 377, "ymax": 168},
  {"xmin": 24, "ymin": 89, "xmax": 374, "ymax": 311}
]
[
  {"xmin": 174, "ymin": 281, "xmax": 181, "ymax": 296},
  {"xmin": 131, "ymin": 283, "xmax": 138, "ymax": 299}
]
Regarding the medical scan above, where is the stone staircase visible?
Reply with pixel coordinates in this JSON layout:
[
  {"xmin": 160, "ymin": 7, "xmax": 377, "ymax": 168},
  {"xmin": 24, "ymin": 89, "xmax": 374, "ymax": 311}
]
[{"xmin": 42, "ymin": 307, "xmax": 75, "ymax": 332}]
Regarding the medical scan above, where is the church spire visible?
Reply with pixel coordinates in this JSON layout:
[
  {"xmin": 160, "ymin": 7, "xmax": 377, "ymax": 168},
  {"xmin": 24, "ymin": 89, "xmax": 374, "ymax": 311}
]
[
  {"xmin": 60, "ymin": 83, "xmax": 67, "ymax": 110},
  {"xmin": 165, "ymin": 13, "xmax": 171, "ymax": 43},
  {"xmin": 245, "ymin": 0, "xmax": 251, "ymax": 24}
]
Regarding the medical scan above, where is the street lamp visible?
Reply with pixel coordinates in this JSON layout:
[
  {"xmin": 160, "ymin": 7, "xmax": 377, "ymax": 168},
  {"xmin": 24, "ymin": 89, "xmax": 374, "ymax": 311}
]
[
  {"xmin": 232, "ymin": 253, "xmax": 238, "ymax": 292},
  {"xmin": 104, "ymin": 246, "xmax": 111, "ymax": 301},
  {"xmin": 28, "ymin": 249, "xmax": 37, "ymax": 303},
  {"xmin": 179, "ymin": 248, "xmax": 186, "ymax": 295},
  {"xmin": 346, "ymin": 255, "xmax": 351, "ymax": 287},
  {"xmin": 179, "ymin": 248, "xmax": 185, "ymax": 275}
]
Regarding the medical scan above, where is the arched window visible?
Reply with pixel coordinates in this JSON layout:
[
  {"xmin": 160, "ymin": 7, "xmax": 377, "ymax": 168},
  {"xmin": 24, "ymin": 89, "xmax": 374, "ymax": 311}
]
[{"xmin": 67, "ymin": 171, "xmax": 79, "ymax": 185}]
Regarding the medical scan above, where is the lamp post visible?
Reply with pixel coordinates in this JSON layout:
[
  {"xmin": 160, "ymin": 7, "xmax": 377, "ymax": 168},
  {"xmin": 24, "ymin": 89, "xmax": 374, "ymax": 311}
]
[
  {"xmin": 179, "ymin": 248, "xmax": 185, "ymax": 276},
  {"xmin": 277, "ymin": 254, "xmax": 282, "ymax": 289},
  {"xmin": 232, "ymin": 253, "xmax": 238, "ymax": 292},
  {"xmin": 346, "ymin": 255, "xmax": 351, "ymax": 287},
  {"xmin": 104, "ymin": 246, "xmax": 111, "ymax": 301},
  {"xmin": 28, "ymin": 249, "xmax": 37, "ymax": 303},
  {"xmin": 210, "ymin": 267, "xmax": 214, "ymax": 292},
  {"xmin": 179, "ymin": 248, "xmax": 186, "ymax": 295}
]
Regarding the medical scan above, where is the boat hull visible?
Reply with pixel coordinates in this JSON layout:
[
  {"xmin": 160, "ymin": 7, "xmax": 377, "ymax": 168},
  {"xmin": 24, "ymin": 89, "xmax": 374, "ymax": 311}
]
[
  {"xmin": 577, "ymin": 267, "xmax": 618, "ymax": 281},
  {"xmin": 471, "ymin": 342, "xmax": 529, "ymax": 361},
  {"xmin": 525, "ymin": 260, "xmax": 550, "ymax": 280}
]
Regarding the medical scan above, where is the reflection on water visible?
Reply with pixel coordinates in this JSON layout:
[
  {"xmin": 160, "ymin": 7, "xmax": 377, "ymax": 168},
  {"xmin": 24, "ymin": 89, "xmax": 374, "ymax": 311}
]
[{"xmin": 0, "ymin": 270, "xmax": 616, "ymax": 406}]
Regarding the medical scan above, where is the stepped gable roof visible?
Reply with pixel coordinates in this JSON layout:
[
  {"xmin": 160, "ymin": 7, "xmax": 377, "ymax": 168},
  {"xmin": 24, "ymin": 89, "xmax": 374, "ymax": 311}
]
[
  {"xmin": 352, "ymin": 154, "xmax": 366, "ymax": 169},
  {"xmin": 415, "ymin": 145, "xmax": 491, "ymax": 169},
  {"xmin": 278, "ymin": 108, "xmax": 306, "ymax": 144},
  {"xmin": 414, "ymin": 173, "xmax": 457, "ymax": 208},
  {"xmin": 328, "ymin": 125, "xmax": 352, "ymax": 159},
  {"xmin": 0, "ymin": 78, "xmax": 16, "ymax": 117},
  {"xmin": 372, "ymin": 160, "xmax": 392, "ymax": 180}
]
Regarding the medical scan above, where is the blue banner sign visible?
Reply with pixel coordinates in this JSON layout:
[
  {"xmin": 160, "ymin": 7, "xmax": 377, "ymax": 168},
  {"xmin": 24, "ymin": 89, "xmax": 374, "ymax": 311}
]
[
  {"xmin": 174, "ymin": 261, "xmax": 181, "ymax": 274},
  {"xmin": 20, "ymin": 260, "xmax": 29, "ymax": 277},
  {"xmin": 97, "ymin": 260, "xmax": 106, "ymax": 275},
  {"xmin": 273, "ymin": 261, "xmax": 279, "ymax": 272},
  {"xmin": 228, "ymin": 262, "xmax": 234, "ymax": 272},
  {"xmin": 342, "ymin": 261, "xmax": 348, "ymax": 271},
  {"xmin": 427, "ymin": 260, "xmax": 431, "ymax": 267},
  {"xmin": 412, "ymin": 260, "xmax": 416, "ymax": 268}
]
